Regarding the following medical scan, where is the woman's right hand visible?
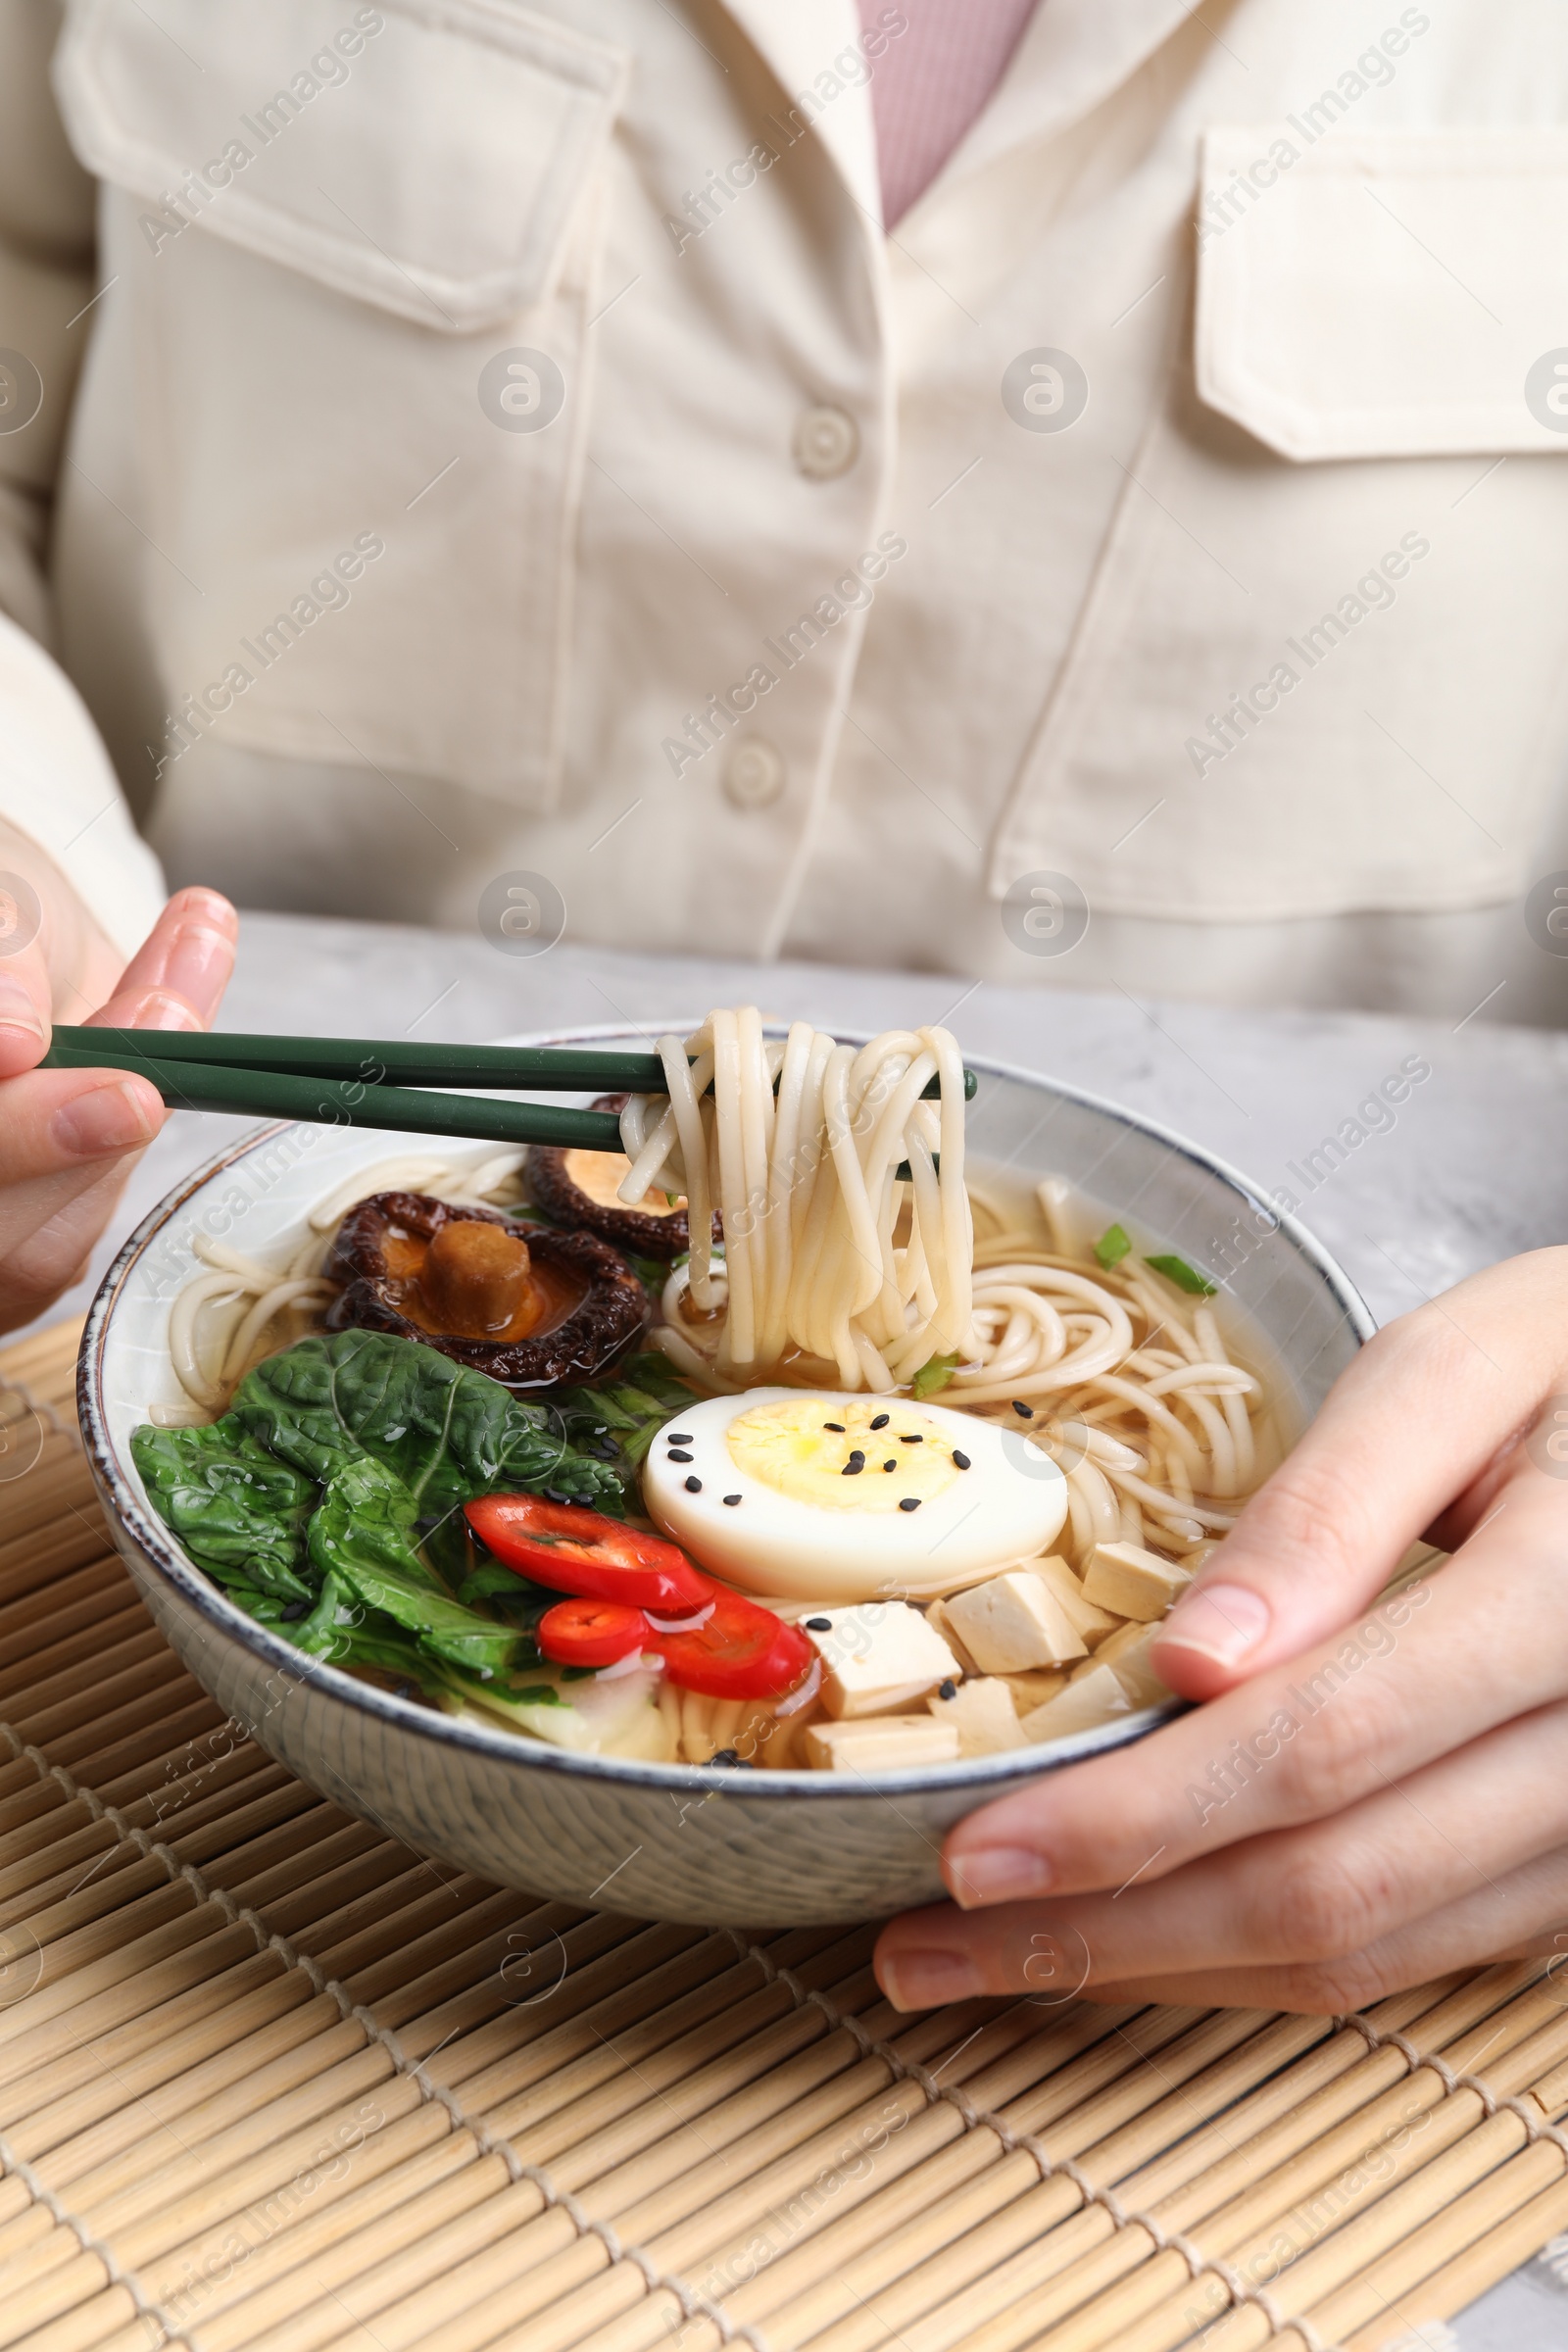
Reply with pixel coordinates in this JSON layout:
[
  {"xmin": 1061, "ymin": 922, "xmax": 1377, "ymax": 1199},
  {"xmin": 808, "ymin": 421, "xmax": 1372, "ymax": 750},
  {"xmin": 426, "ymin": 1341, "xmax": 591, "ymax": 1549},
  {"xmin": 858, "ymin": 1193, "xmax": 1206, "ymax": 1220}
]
[{"xmin": 0, "ymin": 886, "xmax": 237, "ymax": 1336}]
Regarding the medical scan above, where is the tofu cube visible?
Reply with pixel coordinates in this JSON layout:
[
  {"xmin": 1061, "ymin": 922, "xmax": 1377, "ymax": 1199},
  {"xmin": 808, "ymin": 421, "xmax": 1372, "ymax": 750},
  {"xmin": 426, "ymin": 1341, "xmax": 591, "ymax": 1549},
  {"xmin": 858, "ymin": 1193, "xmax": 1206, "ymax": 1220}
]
[
  {"xmin": 1001, "ymin": 1667, "xmax": 1067, "ymax": 1713},
  {"xmin": 1096, "ymin": 1620, "xmax": 1172, "ymax": 1708},
  {"xmin": 926, "ymin": 1677, "xmax": 1026, "ymax": 1757},
  {"xmin": 922, "ymin": 1597, "xmax": 981, "ymax": 1677},
  {"xmin": 806, "ymin": 1716, "xmax": 961, "ymax": 1771},
  {"xmin": 1081, "ymin": 1541, "xmax": 1192, "ymax": 1622},
  {"xmin": 1019, "ymin": 1662, "xmax": 1134, "ymax": 1744},
  {"xmin": 804, "ymin": 1602, "xmax": 959, "ymax": 1720},
  {"xmin": 944, "ymin": 1570, "xmax": 1087, "ymax": 1675},
  {"xmin": 1025, "ymin": 1554, "xmax": 1121, "ymax": 1646},
  {"xmin": 1094, "ymin": 1617, "xmax": 1152, "ymax": 1664}
]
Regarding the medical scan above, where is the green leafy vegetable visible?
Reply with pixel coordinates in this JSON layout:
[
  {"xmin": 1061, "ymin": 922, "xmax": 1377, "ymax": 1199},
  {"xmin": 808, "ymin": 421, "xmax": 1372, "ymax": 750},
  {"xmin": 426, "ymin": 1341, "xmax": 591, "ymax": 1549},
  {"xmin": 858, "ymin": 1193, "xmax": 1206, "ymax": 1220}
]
[
  {"xmin": 300, "ymin": 1455, "xmax": 523, "ymax": 1674},
  {"xmin": 308, "ymin": 1453, "xmax": 437, "ymax": 1591},
  {"xmin": 328, "ymin": 1555, "xmax": 523, "ymax": 1675},
  {"xmin": 130, "ymin": 1423, "xmax": 316, "ymax": 1602},
  {"xmin": 623, "ymin": 1252, "xmax": 672, "ymax": 1295},
  {"xmin": 236, "ymin": 1588, "xmax": 288, "ymax": 1620},
  {"xmin": 452, "ymin": 1554, "xmax": 554, "ymax": 1636},
  {"xmin": 1094, "ymin": 1223, "xmax": 1131, "ymax": 1270},
  {"xmin": 230, "ymin": 1328, "xmax": 624, "ymax": 1515},
  {"xmin": 336, "ymin": 1624, "xmax": 435, "ymax": 1679},
  {"xmin": 283, "ymin": 1565, "xmax": 354, "ymax": 1657},
  {"xmin": 1143, "ymin": 1252, "xmax": 1217, "ymax": 1298},
  {"xmin": 133, "ymin": 1330, "xmax": 642, "ymax": 1697},
  {"xmin": 419, "ymin": 1505, "xmax": 480, "ymax": 1594},
  {"xmin": 294, "ymin": 1603, "xmax": 433, "ymax": 1682},
  {"xmin": 912, "ymin": 1351, "xmax": 961, "ymax": 1398},
  {"xmin": 549, "ymin": 1351, "xmax": 701, "ymax": 1483}
]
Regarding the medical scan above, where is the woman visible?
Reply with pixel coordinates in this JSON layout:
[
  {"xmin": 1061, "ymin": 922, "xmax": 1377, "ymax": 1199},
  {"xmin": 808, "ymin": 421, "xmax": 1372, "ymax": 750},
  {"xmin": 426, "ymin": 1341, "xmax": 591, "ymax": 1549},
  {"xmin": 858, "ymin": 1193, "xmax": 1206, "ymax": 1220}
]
[{"xmin": 4, "ymin": 0, "xmax": 1568, "ymax": 2012}]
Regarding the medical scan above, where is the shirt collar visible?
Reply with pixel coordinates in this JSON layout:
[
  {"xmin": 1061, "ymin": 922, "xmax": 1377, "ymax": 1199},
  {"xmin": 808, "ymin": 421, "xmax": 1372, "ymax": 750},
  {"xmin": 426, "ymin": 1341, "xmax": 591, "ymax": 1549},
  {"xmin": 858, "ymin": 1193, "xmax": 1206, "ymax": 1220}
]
[
  {"xmin": 716, "ymin": 0, "xmax": 882, "ymax": 222},
  {"xmin": 906, "ymin": 0, "xmax": 1213, "ymax": 201}
]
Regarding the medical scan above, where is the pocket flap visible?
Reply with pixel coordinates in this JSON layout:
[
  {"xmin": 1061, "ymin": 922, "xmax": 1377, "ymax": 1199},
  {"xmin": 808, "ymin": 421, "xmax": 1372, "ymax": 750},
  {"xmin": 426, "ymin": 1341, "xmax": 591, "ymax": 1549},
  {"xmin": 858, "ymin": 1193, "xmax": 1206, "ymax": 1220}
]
[
  {"xmin": 55, "ymin": 0, "xmax": 628, "ymax": 331},
  {"xmin": 1196, "ymin": 124, "xmax": 1568, "ymax": 458}
]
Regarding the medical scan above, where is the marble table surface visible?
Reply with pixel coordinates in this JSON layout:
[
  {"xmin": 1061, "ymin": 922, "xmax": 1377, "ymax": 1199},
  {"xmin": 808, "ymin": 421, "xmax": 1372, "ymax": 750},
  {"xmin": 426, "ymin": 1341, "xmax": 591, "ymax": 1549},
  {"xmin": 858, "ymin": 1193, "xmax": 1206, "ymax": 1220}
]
[{"xmin": 31, "ymin": 908, "xmax": 1568, "ymax": 2349}]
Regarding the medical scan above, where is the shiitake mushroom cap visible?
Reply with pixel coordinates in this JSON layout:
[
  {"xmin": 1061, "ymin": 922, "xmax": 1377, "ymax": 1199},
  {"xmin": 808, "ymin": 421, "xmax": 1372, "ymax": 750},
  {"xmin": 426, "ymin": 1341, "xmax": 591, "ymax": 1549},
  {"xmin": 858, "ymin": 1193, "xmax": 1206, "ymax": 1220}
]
[
  {"xmin": 525, "ymin": 1094, "xmax": 719, "ymax": 1263},
  {"xmin": 323, "ymin": 1192, "xmax": 649, "ymax": 1392}
]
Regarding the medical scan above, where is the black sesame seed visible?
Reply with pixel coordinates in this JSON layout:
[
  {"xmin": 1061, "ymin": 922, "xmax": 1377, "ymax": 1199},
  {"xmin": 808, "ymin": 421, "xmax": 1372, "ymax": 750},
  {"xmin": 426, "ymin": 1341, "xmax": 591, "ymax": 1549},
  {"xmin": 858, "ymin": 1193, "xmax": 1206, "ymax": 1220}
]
[
  {"xmin": 279, "ymin": 1599, "xmax": 309, "ymax": 1621},
  {"xmin": 543, "ymin": 1488, "xmax": 573, "ymax": 1505},
  {"xmin": 684, "ymin": 1475, "xmax": 702, "ymax": 1493},
  {"xmin": 841, "ymin": 1458, "xmax": 864, "ymax": 1476},
  {"xmin": 722, "ymin": 1494, "xmax": 742, "ymax": 1506},
  {"xmin": 1011, "ymin": 1400, "xmax": 1035, "ymax": 1419},
  {"xmin": 667, "ymin": 1448, "xmax": 694, "ymax": 1462},
  {"xmin": 805, "ymin": 1616, "xmax": 832, "ymax": 1631},
  {"xmin": 883, "ymin": 1459, "xmax": 898, "ymax": 1472},
  {"xmin": 901, "ymin": 1434, "xmax": 923, "ymax": 1444},
  {"xmin": 869, "ymin": 1413, "xmax": 890, "ymax": 1431},
  {"xmin": 937, "ymin": 1678, "xmax": 956, "ymax": 1701},
  {"xmin": 899, "ymin": 1496, "xmax": 922, "ymax": 1512},
  {"xmin": 823, "ymin": 1421, "xmax": 846, "ymax": 1432},
  {"xmin": 952, "ymin": 1450, "xmax": 971, "ymax": 1470},
  {"xmin": 710, "ymin": 1747, "xmax": 739, "ymax": 1765},
  {"xmin": 665, "ymin": 1433, "xmax": 694, "ymax": 1444}
]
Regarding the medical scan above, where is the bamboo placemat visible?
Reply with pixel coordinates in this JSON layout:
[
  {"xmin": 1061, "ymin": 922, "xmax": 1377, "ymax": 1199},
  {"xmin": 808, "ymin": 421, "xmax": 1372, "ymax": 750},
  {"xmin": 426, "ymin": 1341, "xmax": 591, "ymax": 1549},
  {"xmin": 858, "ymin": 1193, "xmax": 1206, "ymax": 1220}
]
[{"xmin": 2, "ymin": 1321, "xmax": 1567, "ymax": 2352}]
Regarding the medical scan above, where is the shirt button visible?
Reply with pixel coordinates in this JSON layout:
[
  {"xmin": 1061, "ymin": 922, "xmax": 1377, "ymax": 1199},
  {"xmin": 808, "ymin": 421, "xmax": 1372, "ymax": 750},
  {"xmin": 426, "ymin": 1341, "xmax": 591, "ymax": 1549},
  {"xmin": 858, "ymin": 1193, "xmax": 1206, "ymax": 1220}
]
[
  {"xmin": 723, "ymin": 736, "xmax": 786, "ymax": 809},
  {"xmin": 793, "ymin": 405, "xmax": 858, "ymax": 480}
]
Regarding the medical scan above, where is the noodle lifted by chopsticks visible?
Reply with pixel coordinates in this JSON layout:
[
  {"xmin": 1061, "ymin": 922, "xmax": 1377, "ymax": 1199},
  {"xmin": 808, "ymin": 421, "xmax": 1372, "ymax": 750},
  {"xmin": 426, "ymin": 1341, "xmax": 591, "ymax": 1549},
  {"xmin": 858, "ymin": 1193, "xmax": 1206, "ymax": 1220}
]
[{"xmin": 617, "ymin": 1011, "xmax": 974, "ymax": 1393}]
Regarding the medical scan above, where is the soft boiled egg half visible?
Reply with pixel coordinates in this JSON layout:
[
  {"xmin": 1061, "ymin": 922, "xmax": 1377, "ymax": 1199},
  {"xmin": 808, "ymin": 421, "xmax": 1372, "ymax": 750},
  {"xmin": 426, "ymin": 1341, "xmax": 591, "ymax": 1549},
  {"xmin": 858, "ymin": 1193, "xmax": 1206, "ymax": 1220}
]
[{"xmin": 641, "ymin": 1389, "xmax": 1068, "ymax": 1603}]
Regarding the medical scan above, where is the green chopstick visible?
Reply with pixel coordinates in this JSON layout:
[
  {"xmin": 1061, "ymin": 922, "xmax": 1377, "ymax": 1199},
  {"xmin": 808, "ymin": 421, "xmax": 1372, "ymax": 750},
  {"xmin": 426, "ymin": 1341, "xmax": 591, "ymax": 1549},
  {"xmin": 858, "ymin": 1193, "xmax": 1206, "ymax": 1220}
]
[
  {"xmin": 42, "ymin": 1041, "xmax": 625, "ymax": 1151},
  {"xmin": 43, "ymin": 1036, "xmax": 953, "ymax": 1172},
  {"xmin": 47, "ymin": 1028, "xmax": 978, "ymax": 1101}
]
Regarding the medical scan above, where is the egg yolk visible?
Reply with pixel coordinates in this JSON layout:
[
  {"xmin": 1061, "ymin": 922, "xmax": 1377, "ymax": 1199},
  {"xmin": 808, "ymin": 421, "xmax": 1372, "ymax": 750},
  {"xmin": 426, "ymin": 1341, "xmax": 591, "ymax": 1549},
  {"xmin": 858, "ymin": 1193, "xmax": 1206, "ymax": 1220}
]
[{"xmin": 724, "ymin": 1396, "xmax": 961, "ymax": 1512}]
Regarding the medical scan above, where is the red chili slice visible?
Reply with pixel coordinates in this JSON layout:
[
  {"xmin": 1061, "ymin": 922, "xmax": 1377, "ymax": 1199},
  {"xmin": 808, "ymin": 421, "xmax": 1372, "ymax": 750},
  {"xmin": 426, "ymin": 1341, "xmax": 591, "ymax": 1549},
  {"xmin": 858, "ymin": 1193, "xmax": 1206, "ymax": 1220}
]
[
  {"xmin": 653, "ymin": 1590, "xmax": 815, "ymax": 1700},
  {"xmin": 537, "ymin": 1596, "xmax": 651, "ymax": 1669},
  {"xmin": 465, "ymin": 1494, "xmax": 711, "ymax": 1613},
  {"xmin": 465, "ymin": 1494, "xmax": 812, "ymax": 1702}
]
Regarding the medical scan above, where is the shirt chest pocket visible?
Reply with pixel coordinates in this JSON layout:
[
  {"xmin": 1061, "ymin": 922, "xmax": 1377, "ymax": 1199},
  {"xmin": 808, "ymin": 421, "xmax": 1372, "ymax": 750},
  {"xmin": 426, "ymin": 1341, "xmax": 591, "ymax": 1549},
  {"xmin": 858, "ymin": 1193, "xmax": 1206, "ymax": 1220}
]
[
  {"xmin": 55, "ymin": 0, "xmax": 628, "ymax": 812},
  {"xmin": 988, "ymin": 126, "xmax": 1568, "ymax": 926}
]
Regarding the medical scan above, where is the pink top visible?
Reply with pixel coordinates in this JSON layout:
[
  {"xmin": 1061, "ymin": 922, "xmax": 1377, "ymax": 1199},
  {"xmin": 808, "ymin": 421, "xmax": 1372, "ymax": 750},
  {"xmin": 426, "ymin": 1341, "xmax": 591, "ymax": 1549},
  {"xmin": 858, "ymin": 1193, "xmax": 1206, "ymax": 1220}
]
[{"xmin": 858, "ymin": 0, "xmax": 1040, "ymax": 226}]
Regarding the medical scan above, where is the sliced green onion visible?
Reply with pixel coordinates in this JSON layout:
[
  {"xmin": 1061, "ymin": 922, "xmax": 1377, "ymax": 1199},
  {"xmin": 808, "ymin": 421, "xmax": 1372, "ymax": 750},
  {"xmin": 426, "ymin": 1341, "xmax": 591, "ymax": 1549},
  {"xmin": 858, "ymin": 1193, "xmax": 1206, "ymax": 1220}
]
[
  {"xmin": 1094, "ymin": 1222, "xmax": 1131, "ymax": 1270},
  {"xmin": 1144, "ymin": 1252, "xmax": 1217, "ymax": 1297}
]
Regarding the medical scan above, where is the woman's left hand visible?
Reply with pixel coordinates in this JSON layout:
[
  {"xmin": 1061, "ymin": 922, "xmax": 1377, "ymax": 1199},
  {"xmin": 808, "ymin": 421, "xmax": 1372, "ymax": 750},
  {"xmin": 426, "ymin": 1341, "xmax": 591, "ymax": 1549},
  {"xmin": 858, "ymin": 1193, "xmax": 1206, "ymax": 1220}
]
[{"xmin": 874, "ymin": 1251, "xmax": 1568, "ymax": 2014}]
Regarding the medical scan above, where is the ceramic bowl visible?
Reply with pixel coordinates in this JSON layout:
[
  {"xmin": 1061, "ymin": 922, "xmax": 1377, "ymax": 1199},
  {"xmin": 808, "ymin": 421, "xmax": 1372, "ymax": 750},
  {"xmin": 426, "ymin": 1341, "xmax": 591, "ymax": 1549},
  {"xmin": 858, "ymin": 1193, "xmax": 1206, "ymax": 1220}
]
[{"xmin": 79, "ymin": 1028, "xmax": 1374, "ymax": 1926}]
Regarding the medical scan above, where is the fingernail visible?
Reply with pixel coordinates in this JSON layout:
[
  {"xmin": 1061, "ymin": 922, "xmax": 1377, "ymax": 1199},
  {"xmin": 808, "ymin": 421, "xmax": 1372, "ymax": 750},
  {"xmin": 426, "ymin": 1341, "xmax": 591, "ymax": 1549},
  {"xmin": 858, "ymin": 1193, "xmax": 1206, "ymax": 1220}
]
[
  {"xmin": 173, "ymin": 888, "xmax": 236, "ymax": 928},
  {"xmin": 879, "ymin": 1950, "xmax": 982, "ymax": 2011},
  {"xmin": 1158, "ymin": 1582, "xmax": 1271, "ymax": 1667},
  {"xmin": 51, "ymin": 1080, "xmax": 161, "ymax": 1157},
  {"xmin": 156, "ymin": 922, "xmax": 234, "ymax": 1008},
  {"xmin": 121, "ymin": 987, "xmax": 203, "ymax": 1032},
  {"xmin": 0, "ymin": 973, "xmax": 45, "ymax": 1048},
  {"xmin": 948, "ymin": 1846, "xmax": 1054, "ymax": 1907}
]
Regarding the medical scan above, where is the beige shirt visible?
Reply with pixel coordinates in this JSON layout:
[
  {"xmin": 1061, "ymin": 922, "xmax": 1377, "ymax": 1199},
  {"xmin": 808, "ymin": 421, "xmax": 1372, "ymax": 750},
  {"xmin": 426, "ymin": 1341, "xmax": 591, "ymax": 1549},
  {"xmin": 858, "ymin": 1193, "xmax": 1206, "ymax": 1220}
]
[{"xmin": 6, "ymin": 0, "xmax": 1568, "ymax": 1023}]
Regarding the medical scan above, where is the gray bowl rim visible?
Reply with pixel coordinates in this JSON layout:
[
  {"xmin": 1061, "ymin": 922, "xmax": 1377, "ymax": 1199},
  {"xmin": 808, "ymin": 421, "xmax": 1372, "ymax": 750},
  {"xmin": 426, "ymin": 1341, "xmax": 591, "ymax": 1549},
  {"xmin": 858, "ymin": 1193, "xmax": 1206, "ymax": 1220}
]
[{"xmin": 78, "ymin": 1020, "xmax": 1376, "ymax": 1805}]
